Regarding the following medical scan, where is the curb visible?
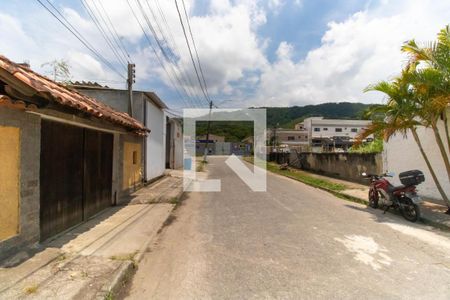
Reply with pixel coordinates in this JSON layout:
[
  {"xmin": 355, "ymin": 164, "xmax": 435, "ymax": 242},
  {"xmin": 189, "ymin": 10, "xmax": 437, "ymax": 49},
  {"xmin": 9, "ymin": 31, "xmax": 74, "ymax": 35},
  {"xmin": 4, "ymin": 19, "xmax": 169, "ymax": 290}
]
[
  {"xmin": 266, "ymin": 166, "xmax": 450, "ymax": 232},
  {"xmin": 102, "ymin": 180, "xmax": 191, "ymax": 299}
]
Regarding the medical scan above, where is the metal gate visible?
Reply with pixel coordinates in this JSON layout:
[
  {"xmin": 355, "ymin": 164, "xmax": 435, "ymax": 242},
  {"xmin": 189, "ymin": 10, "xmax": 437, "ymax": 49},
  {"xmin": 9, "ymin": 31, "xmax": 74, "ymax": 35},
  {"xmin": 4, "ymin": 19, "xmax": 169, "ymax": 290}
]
[{"xmin": 40, "ymin": 120, "xmax": 113, "ymax": 241}]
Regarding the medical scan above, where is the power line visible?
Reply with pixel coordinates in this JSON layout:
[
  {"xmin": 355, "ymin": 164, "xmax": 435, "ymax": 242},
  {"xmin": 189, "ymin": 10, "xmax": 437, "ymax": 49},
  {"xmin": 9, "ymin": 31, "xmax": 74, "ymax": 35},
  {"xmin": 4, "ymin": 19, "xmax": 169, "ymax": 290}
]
[
  {"xmin": 174, "ymin": 0, "xmax": 210, "ymax": 106},
  {"xmin": 132, "ymin": 0, "xmax": 201, "ymax": 108},
  {"xmin": 126, "ymin": 0, "xmax": 193, "ymax": 108},
  {"xmin": 35, "ymin": 0, "xmax": 125, "ymax": 79},
  {"xmin": 180, "ymin": 0, "xmax": 212, "ymax": 103},
  {"xmin": 79, "ymin": 0, "xmax": 127, "ymax": 69},
  {"xmin": 144, "ymin": 0, "xmax": 205, "ymax": 107},
  {"xmin": 91, "ymin": 0, "xmax": 131, "ymax": 63}
]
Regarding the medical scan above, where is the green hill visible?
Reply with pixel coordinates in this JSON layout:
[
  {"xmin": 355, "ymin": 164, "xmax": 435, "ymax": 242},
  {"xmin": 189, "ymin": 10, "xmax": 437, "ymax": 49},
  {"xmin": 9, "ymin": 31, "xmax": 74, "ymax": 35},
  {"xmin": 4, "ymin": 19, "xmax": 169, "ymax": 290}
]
[
  {"xmin": 196, "ymin": 102, "xmax": 373, "ymax": 142},
  {"xmin": 264, "ymin": 102, "xmax": 371, "ymax": 128}
]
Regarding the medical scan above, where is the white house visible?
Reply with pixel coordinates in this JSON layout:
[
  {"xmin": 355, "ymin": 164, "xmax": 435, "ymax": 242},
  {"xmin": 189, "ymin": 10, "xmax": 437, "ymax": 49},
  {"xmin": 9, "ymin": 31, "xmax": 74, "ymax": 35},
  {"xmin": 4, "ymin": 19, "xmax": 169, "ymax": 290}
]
[
  {"xmin": 72, "ymin": 83, "xmax": 183, "ymax": 183},
  {"xmin": 384, "ymin": 109, "xmax": 450, "ymax": 201},
  {"xmin": 145, "ymin": 94, "xmax": 168, "ymax": 181}
]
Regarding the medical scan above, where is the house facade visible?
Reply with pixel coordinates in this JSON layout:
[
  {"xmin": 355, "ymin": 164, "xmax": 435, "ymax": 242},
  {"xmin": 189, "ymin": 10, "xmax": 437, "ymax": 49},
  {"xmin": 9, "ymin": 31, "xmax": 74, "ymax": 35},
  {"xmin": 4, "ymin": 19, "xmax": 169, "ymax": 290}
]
[
  {"xmin": 0, "ymin": 56, "xmax": 148, "ymax": 260},
  {"xmin": 72, "ymin": 84, "xmax": 183, "ymax": 182},
  {"xmin": 384, "ymin": 109, "xmax": 450, "ymax": 201}
]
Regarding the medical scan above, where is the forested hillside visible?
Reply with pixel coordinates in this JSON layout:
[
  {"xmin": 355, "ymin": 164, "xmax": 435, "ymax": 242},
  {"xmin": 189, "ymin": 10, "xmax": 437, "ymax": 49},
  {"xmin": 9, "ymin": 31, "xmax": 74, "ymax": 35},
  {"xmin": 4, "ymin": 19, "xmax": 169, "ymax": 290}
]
[
  {"xmin": 196, "ymin": 102, "xmax": 372, "ymax": 141},
  {"xmin": 264, "ymin": 102, "xmax": 371, "ymax": 128}
]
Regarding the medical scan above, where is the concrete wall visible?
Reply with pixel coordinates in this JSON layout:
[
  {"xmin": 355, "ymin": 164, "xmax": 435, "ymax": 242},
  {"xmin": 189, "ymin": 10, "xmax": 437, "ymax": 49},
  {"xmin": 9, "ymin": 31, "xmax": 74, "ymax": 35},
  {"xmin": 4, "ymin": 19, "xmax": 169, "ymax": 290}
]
[
  {"xmin": 289, "ymin": 152, "xmax": 383, "ymax": 184},
  {"xmin": 77, "ymin": 89, "xmax": 145, "ymax": 123},
  {"xmin": 145, "ymin": 100, "xmax": 166, "ymax": 181},
  {"xmin": 384, "ymin": 110, "xmax": 450, "ymax": 201},
  {"xmin": 0, "ymin": 107, "xmax": 40, "ymax": 260},
  {"xmin": 0, "ymin": 126, "xmax": 20, "ymax": 241}
]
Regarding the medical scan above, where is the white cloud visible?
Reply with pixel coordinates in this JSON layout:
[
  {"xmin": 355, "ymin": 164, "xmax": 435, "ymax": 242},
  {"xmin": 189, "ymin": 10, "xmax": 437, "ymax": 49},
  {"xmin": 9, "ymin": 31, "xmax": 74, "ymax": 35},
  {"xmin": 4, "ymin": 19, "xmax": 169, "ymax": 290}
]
[
  {"xmin": 248, "ymin": 0, "xmax": 450, "ymax": 107},
  {"xmin": 1, "ymin": 0, "xmax": 450, "ymax": 109}
]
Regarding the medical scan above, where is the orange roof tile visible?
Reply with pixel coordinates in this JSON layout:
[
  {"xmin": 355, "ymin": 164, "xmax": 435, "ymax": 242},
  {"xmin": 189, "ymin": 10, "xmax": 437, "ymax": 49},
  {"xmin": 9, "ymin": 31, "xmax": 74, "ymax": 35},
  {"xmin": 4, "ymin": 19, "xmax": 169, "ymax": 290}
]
[{"xmin": 0, "ymin": 55, "xmax": 149, "ymax": 135}]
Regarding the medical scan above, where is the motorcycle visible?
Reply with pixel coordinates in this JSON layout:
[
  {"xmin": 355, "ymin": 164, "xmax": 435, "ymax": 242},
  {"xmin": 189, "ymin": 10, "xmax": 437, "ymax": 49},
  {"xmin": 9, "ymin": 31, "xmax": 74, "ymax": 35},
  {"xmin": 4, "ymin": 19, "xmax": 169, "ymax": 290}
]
[{"xmin": 362, "ymin": 170, "xmax": 425, "ymax": 222}]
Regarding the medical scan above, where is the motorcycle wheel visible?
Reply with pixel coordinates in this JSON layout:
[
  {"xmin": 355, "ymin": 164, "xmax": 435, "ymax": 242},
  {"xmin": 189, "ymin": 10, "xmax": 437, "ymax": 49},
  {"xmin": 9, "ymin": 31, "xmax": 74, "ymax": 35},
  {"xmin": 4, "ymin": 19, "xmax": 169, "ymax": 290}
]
[
  {"xmin": 401, "ymin": 197, "xmax": 421, "ymax": 222},
  {"xmin": 368, "ymin": 189, "xmax": 378, "ymax": 209}
]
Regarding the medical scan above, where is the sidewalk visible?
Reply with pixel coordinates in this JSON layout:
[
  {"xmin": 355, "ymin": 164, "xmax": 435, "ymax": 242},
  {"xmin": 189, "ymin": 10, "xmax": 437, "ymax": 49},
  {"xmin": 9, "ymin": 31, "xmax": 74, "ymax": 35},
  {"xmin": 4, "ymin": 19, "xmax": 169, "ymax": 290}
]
[
  {"xmin": 265, "ymin": 160, "xmax": 450, "ymax": 231},
  {"xmin": 0, "ymin": 173, "xmax": 188, "ymax": 299},
  {"xmin": 320, "ymin": 175, "xmax": 450, "ymax": 230}
]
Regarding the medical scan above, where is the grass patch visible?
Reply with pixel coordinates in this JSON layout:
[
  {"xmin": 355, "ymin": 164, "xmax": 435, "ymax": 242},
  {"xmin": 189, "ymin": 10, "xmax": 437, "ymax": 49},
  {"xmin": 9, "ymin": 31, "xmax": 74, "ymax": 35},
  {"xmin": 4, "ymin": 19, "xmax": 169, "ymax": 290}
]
[
  {"xmin": 104, "ymin": 291, "xmax": 114, "ymax": 300},
  {"xmin": 243, "ymin": 156, "xmax": 346, "ymax": 192},
  {"xmin": 266, "ymin": 162, "xmax": 347, "ymax": 191},
  {"xmin": 110, "ymin": 251, "xmax": 137, "ymax": 266},
  {"xmin": 196, "ymin": 160, "xmax": 206, "ymax": 172},
  {"xmin": 23, "ymin": 284, "xmax": 38, "ymax": 295},
  {"xmin": 169, "ymin": 197, "xmax": 179, "ymax": 205}
]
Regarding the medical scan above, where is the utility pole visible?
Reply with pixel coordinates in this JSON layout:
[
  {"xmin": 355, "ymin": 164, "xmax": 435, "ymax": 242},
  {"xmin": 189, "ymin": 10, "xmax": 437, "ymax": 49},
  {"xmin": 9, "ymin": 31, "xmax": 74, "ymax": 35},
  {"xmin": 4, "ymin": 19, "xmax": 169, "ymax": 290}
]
[
  {"xmin": 203, "ymin": 101, "xmax": 213, "ymax": 162},
  {"xmin": 127, "ymin": 63, "xmax": 135, "ymax": 117}
]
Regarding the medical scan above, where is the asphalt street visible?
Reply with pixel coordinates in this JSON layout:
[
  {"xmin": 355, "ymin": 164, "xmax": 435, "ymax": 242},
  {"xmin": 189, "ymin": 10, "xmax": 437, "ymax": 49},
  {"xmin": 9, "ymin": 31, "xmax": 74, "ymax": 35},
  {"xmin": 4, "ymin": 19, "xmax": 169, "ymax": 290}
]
[{"xmin": 124, "ymin": 156, "xmax": 450, "ymax": 299}]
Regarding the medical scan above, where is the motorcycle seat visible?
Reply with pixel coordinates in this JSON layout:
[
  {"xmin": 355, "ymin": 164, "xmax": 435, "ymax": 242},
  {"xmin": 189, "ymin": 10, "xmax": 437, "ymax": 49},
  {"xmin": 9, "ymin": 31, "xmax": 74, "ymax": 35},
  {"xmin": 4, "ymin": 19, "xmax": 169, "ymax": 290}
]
[{"xmin": 388, "ymin": 185, "xmax": 405, "ymax": 193}]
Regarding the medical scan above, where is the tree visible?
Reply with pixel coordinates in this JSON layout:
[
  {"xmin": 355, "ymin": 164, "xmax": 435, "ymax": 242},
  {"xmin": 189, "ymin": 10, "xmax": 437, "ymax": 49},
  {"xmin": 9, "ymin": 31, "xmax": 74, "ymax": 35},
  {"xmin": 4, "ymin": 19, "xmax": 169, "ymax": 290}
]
[
  {"xmin": 402, "ymin": 26, "xmax": 450, "ymax": 180},
  {"xmin": 359, "ymin": 73, "xmax": 450, "ymax": 212},
  {"xmin": 41, "ymin": 59, "xmax": 71, "ymax": 83}
]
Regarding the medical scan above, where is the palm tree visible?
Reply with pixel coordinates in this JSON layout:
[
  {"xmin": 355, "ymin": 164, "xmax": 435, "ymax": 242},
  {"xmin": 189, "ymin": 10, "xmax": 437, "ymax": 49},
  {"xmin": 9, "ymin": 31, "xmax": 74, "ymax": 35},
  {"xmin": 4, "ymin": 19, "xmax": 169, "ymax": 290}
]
[
  {"xmin": 402, "ymin": 26, "xmax": 450, "ymax": 180},
  {"xmin": 402, "ymin": 68, "xmax": 450, "ymax": 182},
  {"xmin": 359, "ymin": 74, "xmax": 450, "ymax": 211}
]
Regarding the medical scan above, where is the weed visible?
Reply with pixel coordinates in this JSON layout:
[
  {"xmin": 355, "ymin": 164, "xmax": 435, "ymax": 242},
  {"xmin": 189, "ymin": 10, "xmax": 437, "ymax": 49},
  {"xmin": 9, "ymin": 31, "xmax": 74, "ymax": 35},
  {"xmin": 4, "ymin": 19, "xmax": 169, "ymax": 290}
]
[
  {"xmin": 104, "ymin": 291, "xmax": 114, "ymax": 300},
  {"xmin": 169, "ymin": 197, "xmax": 179, "ymax": 205},
  {"xmin": 23, "ymin": 284, "xmax": 38, "ymax": 295},
  {"xmin": 110, "ymin": 251, "xmax": 138, "ymax": 266}
]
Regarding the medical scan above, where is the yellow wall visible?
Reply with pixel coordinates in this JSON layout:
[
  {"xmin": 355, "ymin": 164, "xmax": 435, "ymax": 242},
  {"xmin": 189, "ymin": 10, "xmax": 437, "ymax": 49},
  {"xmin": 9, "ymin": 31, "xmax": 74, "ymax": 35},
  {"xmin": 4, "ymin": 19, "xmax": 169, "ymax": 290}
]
[
  {"xmin": 123, "ymin": 142, "xmax": 142, "ymax": 190},
  {"xmin": 0, "ymin": 126, "xmax": 20, "ymax": 241}
]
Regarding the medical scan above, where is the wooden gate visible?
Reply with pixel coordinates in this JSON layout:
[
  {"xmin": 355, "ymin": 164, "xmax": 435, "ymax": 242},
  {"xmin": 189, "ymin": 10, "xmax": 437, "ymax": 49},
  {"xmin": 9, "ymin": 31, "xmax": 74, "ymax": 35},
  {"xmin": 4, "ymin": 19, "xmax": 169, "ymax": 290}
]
[
  {"xmin": 83, "ymin": 129, "xmax": 113, "ymax": 219},
  {"xmin": 40, "ymin": 121, "xmax": 113, "ymax": 241}
]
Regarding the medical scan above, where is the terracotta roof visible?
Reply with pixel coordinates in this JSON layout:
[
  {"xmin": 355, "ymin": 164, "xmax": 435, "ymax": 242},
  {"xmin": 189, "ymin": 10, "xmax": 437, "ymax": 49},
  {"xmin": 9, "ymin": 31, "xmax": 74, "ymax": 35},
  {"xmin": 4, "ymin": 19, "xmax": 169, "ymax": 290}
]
[
  {"xmin": 0, "ymin": 55, "xmax": 148, "ymax": 135},
  {"xmin": 0, "ymin": 94, "xmax": 38, "ymax": 110}
]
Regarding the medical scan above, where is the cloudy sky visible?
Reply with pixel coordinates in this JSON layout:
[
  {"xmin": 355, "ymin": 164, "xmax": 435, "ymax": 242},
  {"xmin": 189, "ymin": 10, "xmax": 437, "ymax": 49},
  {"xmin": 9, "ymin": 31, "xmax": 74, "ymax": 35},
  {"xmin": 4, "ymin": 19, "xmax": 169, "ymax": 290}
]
[{"xmin": 1, "ymin": 0, "xmax": 449, "ymax": 109}]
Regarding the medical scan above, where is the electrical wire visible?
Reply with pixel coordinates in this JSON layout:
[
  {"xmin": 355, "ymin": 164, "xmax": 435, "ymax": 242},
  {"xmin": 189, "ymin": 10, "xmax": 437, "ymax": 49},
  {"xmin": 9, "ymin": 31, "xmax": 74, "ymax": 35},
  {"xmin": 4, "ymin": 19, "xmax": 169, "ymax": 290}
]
[
  {"xmin": 180, "ymin": 0, "xmax": 212, "ymax": 103},
  {"xmin": 132, "ymin": 0, "xmax": 200, "ymax": 108},
  {"xmin": 126, "ymin": 0, "xmax": 193, "ymax": 108},
  {"xmin": 91, "ymin": 0, "xmax": 131, "ymax": 63},
  {"xmin": 174, "ymin": 0, "xmax": 210, "ymax": 106},
  {"xmin": 143, "ymin": 0, "xmax": 204, "ymax": 107},
  {"xmin": 35, "ymin": 0, "xmax": 125, "ymax": 79},
  {"xmin": 80, "ymin": 0, "xmax": 128, "ymax": 69}
]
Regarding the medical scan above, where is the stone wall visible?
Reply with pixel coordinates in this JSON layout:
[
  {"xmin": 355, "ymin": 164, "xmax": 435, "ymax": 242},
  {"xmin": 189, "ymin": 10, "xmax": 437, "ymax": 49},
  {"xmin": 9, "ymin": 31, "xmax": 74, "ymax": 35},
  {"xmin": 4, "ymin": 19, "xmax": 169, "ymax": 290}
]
[
  {"xmin": 287, "ymin": 152, "xmax": 383, "ymax": 184},
  {"xmin": 0, "ymin": 107, "xmax": 40, "ymax": 261}
]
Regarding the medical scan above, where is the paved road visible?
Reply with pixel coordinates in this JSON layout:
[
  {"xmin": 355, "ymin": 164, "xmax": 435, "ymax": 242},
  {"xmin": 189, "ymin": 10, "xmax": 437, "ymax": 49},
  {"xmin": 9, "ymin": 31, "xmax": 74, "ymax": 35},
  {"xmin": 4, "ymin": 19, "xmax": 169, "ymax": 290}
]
[{"xmin": 124, "ymin": 156, "xmax": 450, "ymax": 299}]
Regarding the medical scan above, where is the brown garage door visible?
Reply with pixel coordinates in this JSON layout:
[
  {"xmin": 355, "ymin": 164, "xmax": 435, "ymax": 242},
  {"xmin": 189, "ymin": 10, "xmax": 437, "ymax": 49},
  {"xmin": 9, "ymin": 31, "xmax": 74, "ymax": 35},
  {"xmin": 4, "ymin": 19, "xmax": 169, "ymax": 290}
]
[
  {"xmin": 83, "ymin": 129, "xmax": 113, "ymax": 219},
  {"xmin": 40, "ymin": 120, "xmax": 113, "ymax": 241}
]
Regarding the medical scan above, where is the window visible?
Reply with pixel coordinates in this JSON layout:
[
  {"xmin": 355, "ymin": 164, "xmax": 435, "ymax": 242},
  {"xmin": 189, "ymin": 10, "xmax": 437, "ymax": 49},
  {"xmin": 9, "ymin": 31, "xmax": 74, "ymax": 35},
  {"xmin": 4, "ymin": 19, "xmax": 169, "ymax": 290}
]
[
  {"xmin": 351, "ymin": 128, "xmax": 358, "ymax": 133},
  {"xmin": 287, "ymin": 136, "xmax": 295, "ymax": 141},
  {"xmin": 314, "ymin": 128, "xmax": 320, "ymax": 132},
  {"xmin": 335, "ymin": 128, "xmax": 343, "ymax": 132},
  {"xmin": 132, "ymin": 151, "xmax": 138, "ymax": 165},
  {"xmin": 323, "ymin": 128, "xmax": 328, "ymax": 131}
]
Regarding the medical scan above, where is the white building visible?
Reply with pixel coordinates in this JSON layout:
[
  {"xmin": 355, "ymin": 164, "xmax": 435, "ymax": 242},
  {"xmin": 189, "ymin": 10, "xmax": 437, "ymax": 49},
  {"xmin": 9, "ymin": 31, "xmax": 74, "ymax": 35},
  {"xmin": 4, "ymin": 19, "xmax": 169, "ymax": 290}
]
[
  {"xmin": 145, "ymin": 94, "xmax": 168, "ymax": 181},
  {"xmin": 73, "ymin": 84, "xmax": 183, "ymax": 183},
  {"xmin": 384, "ymin": 109, "xmax": 450, "ymax": 201},
  {"xmin": 300, "ymin": 117, "xmax": 372, "ymax": 152}
]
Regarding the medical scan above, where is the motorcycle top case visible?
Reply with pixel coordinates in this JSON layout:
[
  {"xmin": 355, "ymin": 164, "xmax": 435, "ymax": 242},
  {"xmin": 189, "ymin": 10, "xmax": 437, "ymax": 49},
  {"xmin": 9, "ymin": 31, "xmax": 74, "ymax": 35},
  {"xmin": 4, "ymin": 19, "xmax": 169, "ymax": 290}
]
[{"xmin": 399, "ymin": 170, "xmax": 425, "ymax": 186}]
